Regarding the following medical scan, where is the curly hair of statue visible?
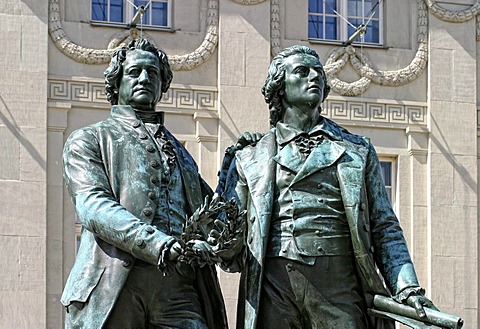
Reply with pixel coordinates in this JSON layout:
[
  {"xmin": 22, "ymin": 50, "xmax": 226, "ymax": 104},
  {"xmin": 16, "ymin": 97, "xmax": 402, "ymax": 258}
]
[
  {"xmin": 104, "ymin": 38, "xmax": 173, "ymax": 105},
  {"xmin": 262, "ymin": 45, "xmax": 331, "ymax": 127}
]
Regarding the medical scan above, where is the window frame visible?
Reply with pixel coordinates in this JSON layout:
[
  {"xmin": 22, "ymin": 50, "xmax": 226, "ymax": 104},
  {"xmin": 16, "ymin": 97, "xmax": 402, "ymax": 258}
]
[
  {"xmin": 90, "ymin": 0, "xmax": 173, "ymax": 31},
  {"xmin": 379, "ymin": 157, "xmax": 396, "ymax": 211},
  {"xmin": 308, "ymin": 0, "xmax": 384, "ymax": 46}
]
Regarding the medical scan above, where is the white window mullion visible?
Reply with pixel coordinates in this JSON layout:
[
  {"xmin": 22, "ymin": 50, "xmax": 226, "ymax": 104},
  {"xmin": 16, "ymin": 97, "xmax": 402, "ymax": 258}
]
[
  {"xmin": 167, "ymin": 0, "xmax": 173, "ymax": 28},
  {"xmin": 339, "ymin": 0, "xmax": 348, "ymax": 42},
  {"xmin": 125, "ymin": 1, "xmax": 134, "ymax": 24}
]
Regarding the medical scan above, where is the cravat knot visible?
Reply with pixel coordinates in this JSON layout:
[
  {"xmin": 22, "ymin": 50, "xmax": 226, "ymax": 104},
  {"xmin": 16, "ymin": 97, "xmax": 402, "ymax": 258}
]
[{"xmin": 295, "ymin": 134, "xmax": 324, "ymax": 155}]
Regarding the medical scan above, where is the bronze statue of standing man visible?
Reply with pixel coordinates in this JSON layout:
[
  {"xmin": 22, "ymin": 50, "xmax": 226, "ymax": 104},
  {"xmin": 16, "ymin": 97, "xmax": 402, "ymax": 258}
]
[
  {"xmin": 217, "ymin": 45, "xmax": 436, "ymax": 329},
  {"xmin": 61, "ymin": 38, "xmax": 227, "ymax": 329}
]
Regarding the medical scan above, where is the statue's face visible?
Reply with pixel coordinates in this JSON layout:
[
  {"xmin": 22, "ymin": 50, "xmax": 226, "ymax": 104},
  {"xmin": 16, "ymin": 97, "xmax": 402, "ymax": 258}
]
[
  {"xmin": 283, "ymin": 54, "xmax": 325, "ymax": 110},
  {"xmin": 118, "ymin": 50, "xmax": 162, "ymax": 111}
]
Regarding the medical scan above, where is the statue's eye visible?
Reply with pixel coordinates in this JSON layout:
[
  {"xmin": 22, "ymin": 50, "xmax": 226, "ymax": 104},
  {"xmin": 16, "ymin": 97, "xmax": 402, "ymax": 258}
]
[
  {"xmin": 293, "ymin": 67, "xmax": 308, "ymax": 76},
  {"xmin": 127, "ymin": 68, "xmax": 141, "ymax": 76},
  {"xmin": 148, "ymin": 69, "xmax": 159, "ymax": 78}
]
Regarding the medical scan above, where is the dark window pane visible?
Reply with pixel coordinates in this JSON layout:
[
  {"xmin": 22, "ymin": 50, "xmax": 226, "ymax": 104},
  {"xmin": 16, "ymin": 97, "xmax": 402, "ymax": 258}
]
[
  {"xmin": 385, "ymin": 187, "xmax": 392, "ymax": 203},
  {"xmin": 380, "ymin": 161, "xmax": 392, "ymax": 186},
  {"xmin": 364, "ymin": 20, "xmax": 379, "ymax": 43},
  {"xmin": 152, "ymin": 2, "xmax": 168, "ymax": 26},
  {"xmin": 308, "ymin": 15, "xmax": 322, "ymax": 39},
  {"xmin": 92, "ymin": 0, "xmax": 108, "ymax": 21},
  {"xmin": 76, "ymin": 235, "xmax": 82, "ymax": 254},
  {"xmin": 110, "ymin": 0, "xmax": 124, "ymax": 22},
  {"xmin": 308, "ymin": 0, "xmax": 322, "ymax": 13},
  {"xmin": 325, "ymin": 16, "xmax": 337, "ymax": 40},
  {"xmin": 325, "ymin": 0, "xmax": 337, "ymax": 15},
  {"xmin": 348, "ymin": 0, "xmax": 361, "ymax": 16}
]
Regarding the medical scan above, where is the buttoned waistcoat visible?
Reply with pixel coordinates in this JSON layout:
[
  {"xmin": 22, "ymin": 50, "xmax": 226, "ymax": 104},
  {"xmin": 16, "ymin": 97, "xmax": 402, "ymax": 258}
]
[
  {"xmin": 61, "ymin": 105, "xmax": 227, "ymax": 328},
  {"xmin": 220, "ymin": 117, "xmax": 420, "ymax": 329}
]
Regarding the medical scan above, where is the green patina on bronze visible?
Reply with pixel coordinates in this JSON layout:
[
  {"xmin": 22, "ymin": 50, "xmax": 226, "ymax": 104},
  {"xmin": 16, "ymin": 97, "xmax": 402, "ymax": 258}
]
[
  {"xmin": 61, "ymin": 38, "xmax": 227, "ymax": 329},
  {"xmin": 216, "ymin": 45, "xmax": 443, "ymax": 329}
]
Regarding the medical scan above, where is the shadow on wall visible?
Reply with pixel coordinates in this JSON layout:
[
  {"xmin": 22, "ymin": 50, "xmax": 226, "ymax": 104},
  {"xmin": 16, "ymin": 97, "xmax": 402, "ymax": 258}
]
[
  {"xmin": 21, "ymin": 0, "xmax": 48, "ymax": 23},
  {"xmin": 0, "ymin": 94, "xmax": 46, "ymax": 172},
  {"xmin": 429, "ymin": 115, "xmax": 476, "ymax": 194}
]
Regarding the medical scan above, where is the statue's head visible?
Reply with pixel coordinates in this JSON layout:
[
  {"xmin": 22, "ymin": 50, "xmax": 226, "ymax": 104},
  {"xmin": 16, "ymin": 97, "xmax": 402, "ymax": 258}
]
[
  {"xmin": 262, "ymin": 45, "xmax": 330, "ymax": 127},
  {"xmin": 104, "ymin": 38, "xmax": 173, "ymax": 111}
]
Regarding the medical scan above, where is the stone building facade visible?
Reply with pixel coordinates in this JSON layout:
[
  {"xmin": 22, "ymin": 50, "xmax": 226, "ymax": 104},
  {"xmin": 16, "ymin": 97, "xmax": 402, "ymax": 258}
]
[{"xmin": 0, "ymin": 0, "xmax": 477, "ymax": 327}]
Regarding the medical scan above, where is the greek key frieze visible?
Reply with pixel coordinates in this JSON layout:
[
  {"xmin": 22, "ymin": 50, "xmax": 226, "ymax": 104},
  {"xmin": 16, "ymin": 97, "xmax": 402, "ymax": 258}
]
[
  {"xmin": 324, "ymin": 100, "xmax": 426, "ymax": 126},
  {"xmin": 48, "ymin": 79, "xmax": 217, "ymax": 111}
]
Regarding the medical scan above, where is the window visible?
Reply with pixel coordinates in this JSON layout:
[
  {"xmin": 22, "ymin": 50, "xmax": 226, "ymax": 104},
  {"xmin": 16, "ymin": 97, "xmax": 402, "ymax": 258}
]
[
  {"xmin": 308, "ymin": 0, "xmax": 382, "ymax": 45},
  {"xmin": 91, "ymin": 0, "xmax": 171, "ymax": 28},
  {"xmin": 379, "ymin": 158, "xmax": 395, "ymax": 207},
  {"xmin": 75, "ymin": 215, "xmax": 82, "ymax": 254}
]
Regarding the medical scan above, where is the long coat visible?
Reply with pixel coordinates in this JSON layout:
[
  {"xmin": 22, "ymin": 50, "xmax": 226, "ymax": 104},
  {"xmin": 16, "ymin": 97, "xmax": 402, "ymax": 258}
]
[
  {"xmin": 220, "ymin": 117, "xmax": 420, "ymax": 329},
  {"xmin": 61, "ymin": 105, "xmax": 227, "ymax": 328}
]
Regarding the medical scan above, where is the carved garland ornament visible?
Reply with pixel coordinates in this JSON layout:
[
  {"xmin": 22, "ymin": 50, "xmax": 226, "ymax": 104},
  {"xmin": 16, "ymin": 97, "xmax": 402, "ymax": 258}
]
[
  {"xmin": 48, "ymin": 0, "xmax": 218, "ymax": 70},
  {"xmin": 322, "ymin": 0, "xmax": 428, "ymax": 96},
  {"xmin": 49, "ymin": 0, "xmax": 478, "ymax": 95},
  {"xmin": 424, "ymin": 0, "xmax": 480, "ymax": 40}
]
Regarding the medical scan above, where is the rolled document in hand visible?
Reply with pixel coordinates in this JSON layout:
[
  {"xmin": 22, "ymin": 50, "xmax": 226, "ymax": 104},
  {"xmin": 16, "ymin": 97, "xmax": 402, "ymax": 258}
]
[{"xmin": 372, "ymin": 295, "xmax": 463, "ymax": 329}]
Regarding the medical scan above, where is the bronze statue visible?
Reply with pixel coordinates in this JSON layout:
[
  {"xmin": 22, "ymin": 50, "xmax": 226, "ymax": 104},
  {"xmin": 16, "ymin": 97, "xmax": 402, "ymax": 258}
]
[
  {"xmin": 216, "ymin": 45, "xmax": 437, "ymax": 329},
  {"xmin": 60, "ymin": 38, "xmax": 227, "ymax": 328}
]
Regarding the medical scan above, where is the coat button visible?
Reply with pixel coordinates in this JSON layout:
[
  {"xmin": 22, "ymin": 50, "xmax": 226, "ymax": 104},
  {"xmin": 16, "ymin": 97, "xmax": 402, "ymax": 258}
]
[
  {"xmin": 150, "ymin": 176, "xmax": 159, "ymax": 184},
  {"xmin": 315, "ymin": 230, "xmax": 321, "ymax": 236},
  {"xmin": 139, "ymin": 133, "xmax": 148, "ymax": 139},
  {"xmin": 360, "ymin": 203, "xmax": 367, "ymax": 211},
  {"xmin": 135, "ymin": 239, "xmax": 145, "ymax": 248},
  {"xmin": 148, "ymin": 192, "xmax": 156, "ymax": 199},
  {"xmin": 122, "ymin": 259, "xmax": 131, "ymax": 267},
  {"xmin": 143, "ymin": 209, "xmax": 152, "ymax": 216},
  {"xmin": 286, "ymin": 263, "xmax": 294, "ymax": 272},
  {"xmin": 150, "ymin": 160, "xmax": 160, "ymax": 169},
  {"xmin": 363, "ymin": 223, "xmax": 370, "ymax": 232},
  {"xmin": 146, "ymin": 145, "xmax": 155, "ymax": 152},
  {"xmin": 133, "ymin": 120, "xmax": 141, "ymax": 128},
  {"xmin": 145, "ymin": 225, "xmax": 155, "ymax": 234}
]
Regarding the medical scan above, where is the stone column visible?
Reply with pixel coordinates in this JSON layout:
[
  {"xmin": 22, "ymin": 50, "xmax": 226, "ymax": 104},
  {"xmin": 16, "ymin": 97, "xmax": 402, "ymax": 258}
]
[
  {"xmin": 0, "ymin": 1, "xmax": 48, "ymax": 327},
  {"xmin": 427, "ymin": 8, "xmax": 477, "ymax": 326},
  {"xmin": 194, "ymin": 111, "xmax": 219, "ymax": 187},
  {"xmin": 46, "ymin": 103, "xmax": 70, "ymax": 328},
  {"xmin": 406, "ymin": 126, "xmax": 429, "ymax": 285},
  {"xmin": 217, "ymin": 0, "xmax": 271, "ymax": 326}
]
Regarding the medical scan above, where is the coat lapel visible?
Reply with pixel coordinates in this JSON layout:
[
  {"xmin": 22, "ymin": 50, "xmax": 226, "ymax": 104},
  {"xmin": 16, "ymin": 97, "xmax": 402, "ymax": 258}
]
[
  {"xmin": 291, "ymin": 139, "xmax": 345, "ymax": 185},
  {"xmin": 236, "ymin": 130, "xmax": 276, "ymax": 240},
  {"xmin": 273, "ymin": 143, "xmax": 303, "ymax": 174}
]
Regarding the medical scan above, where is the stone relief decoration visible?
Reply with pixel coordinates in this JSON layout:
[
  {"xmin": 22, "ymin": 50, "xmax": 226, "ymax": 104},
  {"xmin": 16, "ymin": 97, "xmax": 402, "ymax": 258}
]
[
  {"xmin": 48, "ymin": 0, "xmax": 219, "ymax": 70},
  {"xmin": 48, "ymin": 77, "xmax": 424, "ymax": 127},
  {"xmin": 323, "ymin": 98, "xmax": 426, "ymax": 127},
  {"xmin": 424, "ymin": 0, "xmax": 480, "ymax": 40},
  {"xmin": 49, "ymin": 0, "xmax": 479, "ymax": 94},
  {"xmin": 230, "ymin": 0, "xmax": 267, "ymax": 4},
  {"xmin": 268, "ymin": 0, "xmax": 429, "ymax": 96},
  {"xmin": 48, "ymin": 78, "xmax": 217, "ymax": 112}
]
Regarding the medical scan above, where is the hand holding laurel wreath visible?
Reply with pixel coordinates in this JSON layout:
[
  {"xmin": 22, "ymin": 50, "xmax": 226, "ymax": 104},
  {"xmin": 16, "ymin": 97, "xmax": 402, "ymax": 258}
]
[{"xmin": 178, "ymin": 194, "xmax": 246, "ymax": 267}]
